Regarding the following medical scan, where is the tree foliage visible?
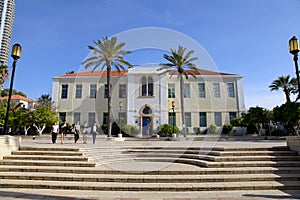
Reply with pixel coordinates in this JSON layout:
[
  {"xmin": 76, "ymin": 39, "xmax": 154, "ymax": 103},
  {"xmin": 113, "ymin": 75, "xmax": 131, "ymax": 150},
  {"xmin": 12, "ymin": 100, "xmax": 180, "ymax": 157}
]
[
  {"xmin": 158, "ymin": 45, "xmax": 199, "ymax": 136},
  {"xmin": 82, "ymin": 36, "xmax": 132, "ymax": 137},
  {"xmin": 1, "ymin": 88, "xmax": 26, "ymax": 97}
]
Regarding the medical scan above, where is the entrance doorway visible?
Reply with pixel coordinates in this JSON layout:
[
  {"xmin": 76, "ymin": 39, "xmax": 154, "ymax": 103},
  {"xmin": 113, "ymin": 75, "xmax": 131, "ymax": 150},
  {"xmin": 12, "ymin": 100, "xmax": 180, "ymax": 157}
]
[{"xmin": 140, "ymin": 105, "xmax": 153, "ymax": 137}]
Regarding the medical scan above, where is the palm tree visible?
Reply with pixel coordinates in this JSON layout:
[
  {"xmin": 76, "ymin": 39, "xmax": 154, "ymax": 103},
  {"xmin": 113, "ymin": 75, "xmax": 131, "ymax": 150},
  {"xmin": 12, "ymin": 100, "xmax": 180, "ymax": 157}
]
[
  {"xmin": 158, "ymin": 45, "xmax": 199, "ymax": 136},
  {"xmin": 269, "ymin": 75, "xmax": 296, "ymax": 102},
  {"xmin": 0, "ymin": 64, "xmax": 9, "ymax": 94},
  {"xmin": 37, "ymin": 94, "xmax": 52, "ymax": 107},
  {"xmin": 82, "ymin": 36, "xmax": 132, "ymax": 137}
]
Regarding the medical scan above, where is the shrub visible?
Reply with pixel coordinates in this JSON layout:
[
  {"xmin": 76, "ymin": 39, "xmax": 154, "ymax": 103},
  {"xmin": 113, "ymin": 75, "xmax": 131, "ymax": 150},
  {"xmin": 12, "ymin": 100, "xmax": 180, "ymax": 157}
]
[
  {"xmin": 207, "ymin": 124, "xmax": 218, "ymax": 134},
  {"xmin": 123, "ymin": 125, "xmax": 139, "ymax": 137},
  {"xmin": 157, "ymin": 124, "xmax": 179, "ymax": 137},
  {"xmin": 100, "ymin": 124, "xmax": 108, "ymax": 135},
  {"xmin": 221, "ymin": 124, "xmax": 233, "ymax": 135}
]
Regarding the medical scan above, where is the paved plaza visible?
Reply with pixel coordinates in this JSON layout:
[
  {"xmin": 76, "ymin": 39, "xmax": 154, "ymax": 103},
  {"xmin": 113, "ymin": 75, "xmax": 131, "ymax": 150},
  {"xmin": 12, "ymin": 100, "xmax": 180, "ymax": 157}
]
[{"xmin": 0, "ymin": 134, "xmax": 300, "ymax": 200}]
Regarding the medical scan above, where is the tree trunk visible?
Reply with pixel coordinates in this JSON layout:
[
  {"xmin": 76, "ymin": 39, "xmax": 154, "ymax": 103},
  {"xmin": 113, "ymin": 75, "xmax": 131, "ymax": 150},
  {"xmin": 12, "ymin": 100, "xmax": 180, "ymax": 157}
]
[
  {"xmin": 107, "ymin": 66, "xmax": 112, "ymax": 138},
  {"xmin": 179, "ymin": 74, "xmax": 186, "ymax": 137}
]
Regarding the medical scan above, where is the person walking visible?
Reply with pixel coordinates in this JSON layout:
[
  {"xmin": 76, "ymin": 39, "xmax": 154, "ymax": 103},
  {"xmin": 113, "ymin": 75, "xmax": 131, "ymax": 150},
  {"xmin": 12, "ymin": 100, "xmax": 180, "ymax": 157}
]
[
  {"xmin": 74, "ymin": 121, "xmax": 80, "ymax": 144},
  {"xmin": 82, "ymin": 121, "xmax": 88, "ymax": 144},
  {"xmin": 91, "ymin": 122, "xmax": 97, "ymax": 144},
  {"xmin": 51, "ymin": 122, "xmax": 59, "ymax": 144},
  {"xmin": 60, "ymin": 121, "xmax": 67, "ymax": 144}
]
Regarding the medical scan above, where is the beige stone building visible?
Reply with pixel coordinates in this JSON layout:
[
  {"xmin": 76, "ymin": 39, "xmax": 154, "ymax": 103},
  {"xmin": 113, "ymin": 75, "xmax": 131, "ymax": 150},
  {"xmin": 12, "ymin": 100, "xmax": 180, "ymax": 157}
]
[{"xmin": 52, "ymin": 65, "xmax": 245, "ymax": 136}]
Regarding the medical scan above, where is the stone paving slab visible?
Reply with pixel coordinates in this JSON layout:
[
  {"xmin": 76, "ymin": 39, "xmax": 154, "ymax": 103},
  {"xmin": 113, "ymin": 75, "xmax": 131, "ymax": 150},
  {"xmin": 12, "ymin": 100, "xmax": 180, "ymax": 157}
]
[{"xmin": 0, "ymin": 188, "xmax": 299, "ymax": 200}]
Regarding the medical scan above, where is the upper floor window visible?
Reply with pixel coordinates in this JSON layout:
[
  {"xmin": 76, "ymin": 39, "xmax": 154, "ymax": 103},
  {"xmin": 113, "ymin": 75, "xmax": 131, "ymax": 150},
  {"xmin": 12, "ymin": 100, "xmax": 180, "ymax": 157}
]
[
  {"xmin": 184, "ymin": 83, "xmax": 190, "ymax": 98},
  {"xmin": 227, "ymin": 83, "xmax": 235, "ymax": 98},
  {"xmin": 75, "ymin": 84, "xmax": 82, "ymax": 99},
  {"xmin": 104, "ymin": 84, "xmax": 108, "ymax": 99},
  {"xmin": 61, "ymin": 84, "xmax": 68, "ymax": 99},
  {"xmin": 90, "ymin": 84, "xmax": 97, "ymax": 99},
  {"xmin": 140, "ymin": 76, "xmax": 154, "ymax": 97},
  {"xmin": 198, "ymin": 83, "xmax": 206, "ymax": 98},
  {"xmin": 168, "ymin": 83, "xmax": 175, "ymax": 98},
  {"xmin": 119, "ymin": 84, "xmax": 126, "ymax": 98},
  {"xmin": 213, "ymin": 83, "xmax": 221, "ymax": 98}
]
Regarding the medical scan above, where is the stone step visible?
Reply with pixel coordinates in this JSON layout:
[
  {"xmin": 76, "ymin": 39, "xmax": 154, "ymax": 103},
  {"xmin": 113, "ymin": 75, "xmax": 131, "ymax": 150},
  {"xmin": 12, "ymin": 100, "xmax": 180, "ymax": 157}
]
[
  {"xmin": 123, "ymin": 152, "xmax": 300, "ymax": 162},
  {"xmin": 0, "ymin": 172, "xmax": 299, "ymax": 183},
  {"xmin": 11, "ymin": 150, "xmax": 84, "ymax": 156},
  {"xmin": 213, "ymin": 155, "xmax": 300, "ymax": 162},
  {"xmin": 206, "ymin": 161, "xmax": 300, "ymax": 168},
  {"xmin": 1, "ymin": 165, "xmax": 300, "ymax": 175},
  {"xmin": 0, "ymin": 179, "xmax": 299, "ymax": 191},
  {"xmin": 127, "ymin": 146, "xmax": 290, "ymax": 152},
  {"xmin": 0, "ymin": 160, "xmax": 96, "ymax": 167},
  {"xmin": 19, "ymin": 146, "xmax": 80, "ymax": 152},
  {"xmin": 125, "ymin": 149, "xmax": 298, "ymax": 156},
  {"xmin": 2, "ymin": 155, "xmax": 89, "ymax": 162}
]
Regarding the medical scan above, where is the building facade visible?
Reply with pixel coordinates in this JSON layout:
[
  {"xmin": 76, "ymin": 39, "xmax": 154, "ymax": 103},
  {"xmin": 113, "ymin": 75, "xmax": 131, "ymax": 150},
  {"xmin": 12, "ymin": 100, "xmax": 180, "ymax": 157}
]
[
  {"xmin": 0, "ymin": 0, "xmax": 15, "ymax": 65},
  {"xmin": 52, "ymin": 66, "xmax": 245, "ymax": 136}
]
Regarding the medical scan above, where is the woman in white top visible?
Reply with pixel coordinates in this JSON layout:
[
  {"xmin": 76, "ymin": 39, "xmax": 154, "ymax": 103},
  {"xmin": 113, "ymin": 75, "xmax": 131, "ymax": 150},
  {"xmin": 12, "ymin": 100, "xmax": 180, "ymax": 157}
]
[{"xmin": 51, "ymin": 122, "xmax": 59, "ymax": 144}]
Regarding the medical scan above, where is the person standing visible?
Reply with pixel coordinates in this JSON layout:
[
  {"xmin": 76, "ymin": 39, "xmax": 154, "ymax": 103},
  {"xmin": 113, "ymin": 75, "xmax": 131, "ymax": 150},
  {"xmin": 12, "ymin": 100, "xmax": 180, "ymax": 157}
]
[
  {"xmin": 60, "ymin": 121, "xmax": 67, "ymax": 144},
  {"xmin": 91, "ymin": 122, "xmax": 97, "ymax": 144},
  {"xmin": 82, "ymin": 121, "xmax": 88, "ymax": 144},
  {"xmin": 74, "ymin": 121, "xmax": 81, "ymax": 144},
  {"xmin": 51, "ymin": 122, "xmax": 59, "ymax": 144}
]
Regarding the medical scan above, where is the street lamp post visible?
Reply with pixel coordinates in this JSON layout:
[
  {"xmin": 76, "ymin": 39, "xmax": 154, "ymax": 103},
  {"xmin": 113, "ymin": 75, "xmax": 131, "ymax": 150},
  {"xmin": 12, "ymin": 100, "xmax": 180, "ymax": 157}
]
[
  {"xmin": 3, "ymin": 44, "xmax": 22, "ymax": 134},
  {"xmin": 119, "ymin": 101, "xmax": 122, "ymax": 135},
  {"xmin": 171, "ymin": 101, "xmax": 175, "ymax": 134},
  {"xmin": 289, "ymin": 36, "xmax": 300, "ymax": 96}
]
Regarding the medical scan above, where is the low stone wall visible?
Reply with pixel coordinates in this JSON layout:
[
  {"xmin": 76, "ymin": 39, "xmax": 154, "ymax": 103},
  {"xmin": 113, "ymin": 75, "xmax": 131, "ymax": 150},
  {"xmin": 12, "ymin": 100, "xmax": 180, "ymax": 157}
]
[
  {"xmin": 0, "ymin": 135, "xmax": 21, "ymax": 159},
  {"xmin": 286, "ymin": 136, "xmax": 300, "ymax": 155}
]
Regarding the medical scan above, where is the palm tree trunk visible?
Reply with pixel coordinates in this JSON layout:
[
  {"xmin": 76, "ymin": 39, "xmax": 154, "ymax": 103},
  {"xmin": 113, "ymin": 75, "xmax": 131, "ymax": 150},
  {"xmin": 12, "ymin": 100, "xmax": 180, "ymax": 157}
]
[
  {"xmin": 179, "ymin": 74, "xmax": 186, "ymax": 137},
  {"xmin": 107, "ymin": 66, "xmax": 112, "ymax": 138},
  {"xmin": 284, "ymin": 89, "xmax": 291, "ymax": 102}
]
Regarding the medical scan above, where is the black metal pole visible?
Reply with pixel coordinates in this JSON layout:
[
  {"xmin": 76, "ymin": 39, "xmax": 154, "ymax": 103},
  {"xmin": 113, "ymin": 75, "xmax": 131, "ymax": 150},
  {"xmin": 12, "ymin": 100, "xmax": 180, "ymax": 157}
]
[
  {"xmin": 294, "ymin": 54, "xmax": 300, "ymax": 97},
  {"xmin": 172, "ymin": 107, "xmax": 175, "ymax": 134},
  {"xmin": 3, "ymin": 59, "xmax": 17, "ymax": 134}
]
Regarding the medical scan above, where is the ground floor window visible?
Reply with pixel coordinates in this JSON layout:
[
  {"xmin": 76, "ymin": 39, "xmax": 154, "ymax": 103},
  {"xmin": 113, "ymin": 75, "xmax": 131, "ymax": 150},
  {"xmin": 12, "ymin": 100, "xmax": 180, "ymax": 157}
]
[
  {"xmin": 73, "ymin": 112, "xmax": 80, "ymax": 124},
  {"xmin": 229, "ymin": 112, "xmax": 237, "ymax": 121},
  {"xmin": 214, "ymin": 112, "xmax": 222, "ymax": 126},
  {"xmin": 185, "ymin": 112, "xmax": 191, "ymax": 127},
  {"xmin": 168, "ymin": 112, "xmax": 176, "ymax": 126},
  {"xmin": 59, "ymin": 112, "xmax": 66, "ymax": 123},
  {"xmin": 199, "ymin": 112, "xmax": 207, "ymax": 127},
  {"xmin": 103, "ymin": 112, "xmax": 108, "ymax": 124},
  {"xmin": 88, "ymin": 113, "xmax": 95, "ymax": 127}
]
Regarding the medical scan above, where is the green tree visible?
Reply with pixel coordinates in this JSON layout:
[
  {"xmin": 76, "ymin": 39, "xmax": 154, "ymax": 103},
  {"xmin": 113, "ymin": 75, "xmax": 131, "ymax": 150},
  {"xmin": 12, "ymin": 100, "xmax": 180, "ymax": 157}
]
[
  {"xmin": 269, "ymin": 75, "xmax": 297, "ymax": 102},
  {"xmin": 158, "ymin": 46, "xmax": 199, "ymax": 136},
  {"xmin": 37, "ymin": 94, "xmax": 52, "ymax": 107},
  {"xmin": 1, "ymin": 88, "xmax": 26, "ymax": 97},
  {"xmin": 242, "ymin": 106, "xmax": 268, "ymax": 135},
  {"xmin": 82, "ymin": 36, "xmax": 132, "ymax": 137},
  {"xmin": 273, "ymin": 102, "xmax": 300, "ymax": 135},
  {"xmin": 32, "ymin": 105, "xmax": 59, "ymax": 135},
  {"xmin": 0, "ymin": 64, "xmax": 9, "ymax": 91}
]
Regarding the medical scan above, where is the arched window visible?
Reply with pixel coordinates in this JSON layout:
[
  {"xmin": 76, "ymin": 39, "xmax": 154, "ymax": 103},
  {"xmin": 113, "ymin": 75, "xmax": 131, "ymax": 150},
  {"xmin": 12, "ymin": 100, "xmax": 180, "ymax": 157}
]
[
  {"xmin": 148, "ymin": 77, "xmax": 153, "ymax": 96},
  {"xmin": 142, "ymin": 106, "xmax": 152, "ymax": 114},
  {"xmin": 140, "ymin": 76, "xmax": 154, "ymax": 97},
  {"xmin": 141, "ymin": 77, "xmax": 147, "ymax": 96}
]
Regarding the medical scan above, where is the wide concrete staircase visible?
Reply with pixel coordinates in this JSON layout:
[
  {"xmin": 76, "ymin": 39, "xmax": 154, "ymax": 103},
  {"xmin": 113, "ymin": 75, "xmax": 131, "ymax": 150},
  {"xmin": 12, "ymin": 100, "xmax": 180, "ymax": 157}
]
[{"xmin": 0, "ymin": 145, "xmax": 300, "ymax": 191}]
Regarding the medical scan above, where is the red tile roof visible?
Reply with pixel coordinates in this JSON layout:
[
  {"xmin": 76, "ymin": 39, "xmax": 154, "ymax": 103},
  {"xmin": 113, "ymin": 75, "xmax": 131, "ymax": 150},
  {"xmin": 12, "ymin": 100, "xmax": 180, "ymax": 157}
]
[
  {"xmin": 61, "ymin": 69, "xmax": 236, "ymax": 77},
  {"xmin": 0, "ymin": 95, "xmax": 36, "ymax": 102},
  {"xmin": 63, "ymin": 70, "xmax": 128, "ymax": 77},
  {"xmin": 168, "ymin": 69, "xmax": 235, "ymax": 76}
]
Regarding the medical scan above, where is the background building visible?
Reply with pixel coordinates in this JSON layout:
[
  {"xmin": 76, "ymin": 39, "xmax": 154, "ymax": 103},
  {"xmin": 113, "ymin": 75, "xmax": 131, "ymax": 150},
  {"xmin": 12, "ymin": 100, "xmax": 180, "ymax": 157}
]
[
  {"xmin": 52, "ymin": 65, "xmax": 246, "ymax": 136},
  {"xmin": 0, "ymin": 0, "xmax": 15, "ymax": 65}
]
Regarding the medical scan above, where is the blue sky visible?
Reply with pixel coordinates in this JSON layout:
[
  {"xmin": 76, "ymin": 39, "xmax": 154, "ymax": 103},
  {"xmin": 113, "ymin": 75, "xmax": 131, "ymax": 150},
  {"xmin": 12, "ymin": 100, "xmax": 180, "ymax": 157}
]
[{"xmin": 6, "ymin": 0, "xmax": 300, "ymax": 109}]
